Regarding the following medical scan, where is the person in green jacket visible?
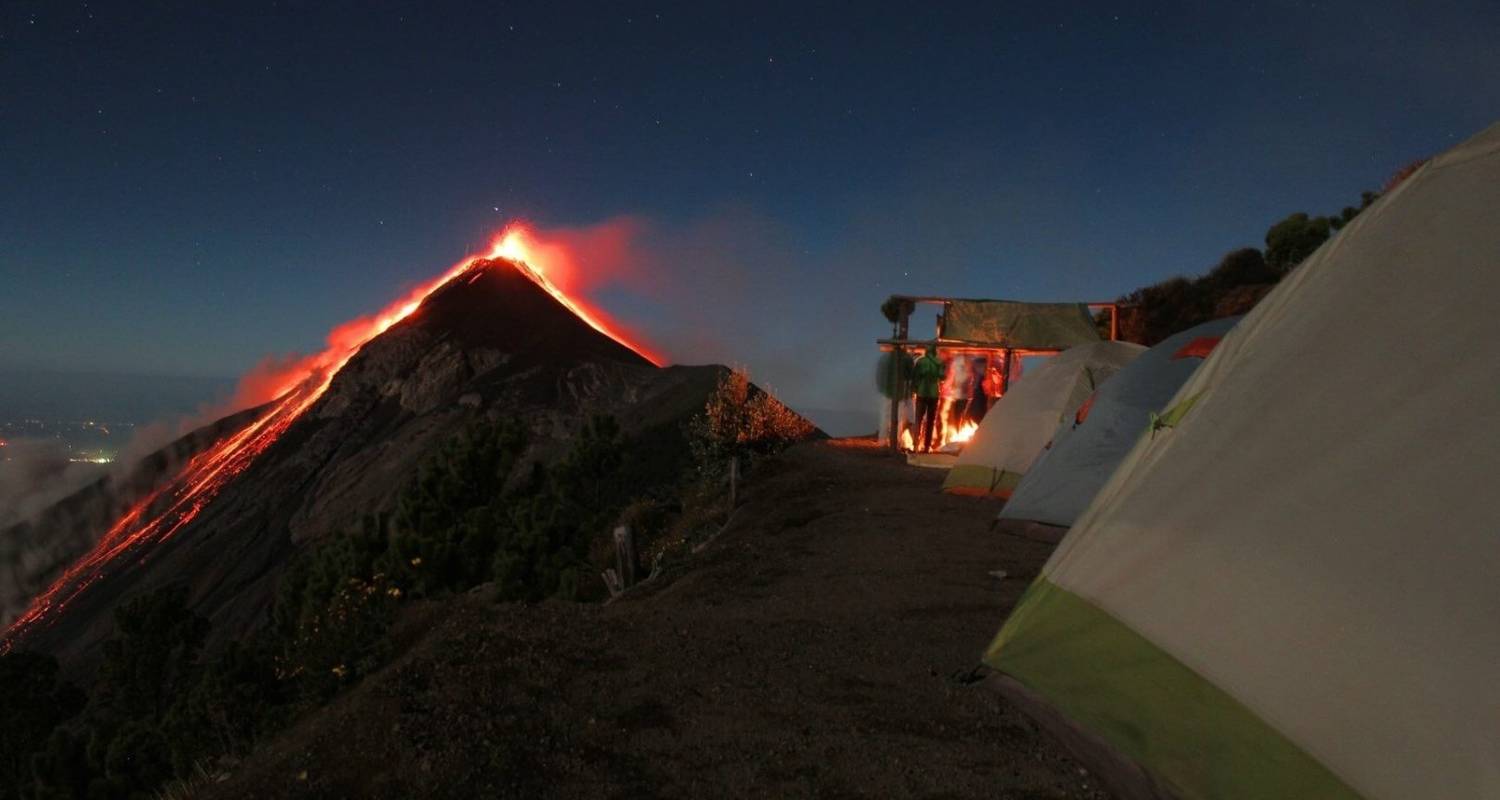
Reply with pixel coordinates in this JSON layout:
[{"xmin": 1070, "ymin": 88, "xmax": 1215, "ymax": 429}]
[{"xmin": 912, "ymin": 344, "xmax": 945, "ymax": 452}]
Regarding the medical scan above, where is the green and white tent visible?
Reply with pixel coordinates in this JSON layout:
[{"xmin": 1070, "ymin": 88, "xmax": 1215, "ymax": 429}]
[
  {"xmin": 943, "ymin": 341, "xmax": 1143, "ymax": 497},
  {"xmin": 984, "ymin": 122, "xmax": 1500, "ymax": 799},
  {"xmin": 997, "ymin": 316, "xmax": 1240, "ymax": 528}
]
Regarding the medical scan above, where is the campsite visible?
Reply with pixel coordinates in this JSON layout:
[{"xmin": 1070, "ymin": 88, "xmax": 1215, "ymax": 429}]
[
  {"xmin": 895, "ymin": 124, "xmax": 1500, "ymax": 799},
  {"xmin": 5, "ymin": 4, "xmax": 1499, "ymax": 799},
  {"xmin": 7, "ymin": 125, "xmax": 1497, "ymax": 798}
]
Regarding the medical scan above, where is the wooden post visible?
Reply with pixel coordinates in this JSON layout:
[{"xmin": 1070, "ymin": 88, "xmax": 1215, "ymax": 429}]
[
  {"xmin": 1110, "ymin": 304, "xmax": 1119, "ymax": 341},
  {"xmin": 728, "ymin": 456, "xmax": 739, "ymax": 511},
  {"xmin": 613, "ymin": 525, "xmax": 636, "ymax": 589},
  {"xmin": 889, "ymin": 307, "xmax": 911, "ymax": 451},
  {"xmin": 1001, "ymin": 349, "xmax": 1013, "ymax": 394}
]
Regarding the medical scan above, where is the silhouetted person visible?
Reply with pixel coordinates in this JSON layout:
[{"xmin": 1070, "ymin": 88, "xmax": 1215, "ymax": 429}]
[
  {"xmin": 969, "ymin": 357, "xmax": 989, "ymax": 423},
  {"xmin": 944, "ymin": 354, "xmax": 970, "ymax": 430},
  {"xmin": 912, "ymin": 344, "xmax": 945, "ymax": 452},
  {"xmin": 983, "ymin": 352, "xmax": 1008, "ymax": 403}
]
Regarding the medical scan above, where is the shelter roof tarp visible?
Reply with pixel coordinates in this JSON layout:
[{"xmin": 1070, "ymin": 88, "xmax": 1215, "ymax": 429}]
[{"xmin": 943, "ymin": 301, "xmax": 1101, "ymax": 349}]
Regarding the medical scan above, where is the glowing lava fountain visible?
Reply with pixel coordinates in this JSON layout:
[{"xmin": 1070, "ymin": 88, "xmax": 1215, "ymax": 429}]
[{"xmin": 2, "ymin": 224, "xmax": 660, "ymax": 648}]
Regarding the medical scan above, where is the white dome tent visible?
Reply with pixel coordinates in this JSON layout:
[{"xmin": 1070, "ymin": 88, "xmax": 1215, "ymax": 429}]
[
  {"xmin": 983, "ymin": 121, "xmax": 1500, "ymax": 800},
  {"xmin": 997, "ymin": 316, "xmax": 1241, "ymax": 529},
  {"xmin": 941, "ymin": 341, "xmax": 1143, "ymax": 497}
]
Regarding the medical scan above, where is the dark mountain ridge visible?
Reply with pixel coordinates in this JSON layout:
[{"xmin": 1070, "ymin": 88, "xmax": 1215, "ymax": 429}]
[{"xmin": 7, "ymin": 258, "xmax": 808, "ymax": 669}]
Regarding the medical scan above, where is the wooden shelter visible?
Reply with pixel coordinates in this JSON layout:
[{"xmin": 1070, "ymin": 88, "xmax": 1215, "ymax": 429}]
[{"xmin": 878, "ymin": 295, "xmax": 1120, "ymax": 451}]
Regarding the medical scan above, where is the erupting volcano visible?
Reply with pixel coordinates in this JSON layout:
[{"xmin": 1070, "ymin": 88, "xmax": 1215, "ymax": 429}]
[{"xmin": 2, "ymin": 224, "xmax": 667, "ymax": 654}]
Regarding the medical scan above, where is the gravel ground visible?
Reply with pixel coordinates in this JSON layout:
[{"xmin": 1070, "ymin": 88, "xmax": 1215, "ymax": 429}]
[{"xmin": 203, "ymin": 438, "xmax": 1110, "ymax": 799}]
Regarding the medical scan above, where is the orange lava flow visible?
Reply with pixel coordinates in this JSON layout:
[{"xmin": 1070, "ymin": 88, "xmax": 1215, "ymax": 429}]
[{"xmin": 1, "ymin": 223, "xmax": 661, "ymax": 648}]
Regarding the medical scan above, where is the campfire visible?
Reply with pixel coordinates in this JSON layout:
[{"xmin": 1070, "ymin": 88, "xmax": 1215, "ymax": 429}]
[
  {"xmin": 949, "ymin": 419, "xmax": 978, "ymax": 444},
  {"xmin": 898, "ymin": 412, "xmax": 978, "ymax": 454}
]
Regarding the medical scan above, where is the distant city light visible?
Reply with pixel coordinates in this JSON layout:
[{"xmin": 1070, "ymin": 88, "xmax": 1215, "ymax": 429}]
[{"xmin": 0, "ymin": 418, "xmax": 124, "ymax": 465}]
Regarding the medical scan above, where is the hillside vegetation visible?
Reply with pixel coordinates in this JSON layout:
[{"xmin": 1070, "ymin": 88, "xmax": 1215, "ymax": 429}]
[
  {"xmin": 1114, "ymin": 159, "xmax": 1425, "ymax": 344},
  {"xmin": 0, "ymin": 370, "xmax": 812, "ymax": 800}
]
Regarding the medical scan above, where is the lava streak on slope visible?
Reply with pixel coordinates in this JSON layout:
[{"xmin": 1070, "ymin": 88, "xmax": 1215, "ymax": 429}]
[{"xmin": 1, "ymin": 224, "xmax": 661, "ymax": 649}]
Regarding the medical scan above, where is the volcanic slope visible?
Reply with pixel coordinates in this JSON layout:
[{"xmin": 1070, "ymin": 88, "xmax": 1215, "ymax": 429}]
[
  {"xmin": 0, "ymin": 406, "xmax": 264, "ymax": 629},
  {"xmin": 206, "ymin": 438, "xmax": 1108, "ymax": 799},
  {"xmin": 10, "ymin": 258, "xmax": 783, "ymax": 666}
]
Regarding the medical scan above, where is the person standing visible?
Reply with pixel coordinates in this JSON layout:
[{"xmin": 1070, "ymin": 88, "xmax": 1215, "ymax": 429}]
[
  {"xmin": 877, "ymin": 350, "xmax": 915, "ymax": 447},
  {"xmin": 943, "ymin": 355, "xmax": 971, "ymax": 431},
  {"xmin": 968, "ymin": 357, "xmax": 990, "ymax": 423},
  {"xmin": 983, "ymin": 352, "xmax": 1008, "ymax": 403},
  {"xmin": 912, "ymin": 344, "xmax": 945, "ymax": 452}
]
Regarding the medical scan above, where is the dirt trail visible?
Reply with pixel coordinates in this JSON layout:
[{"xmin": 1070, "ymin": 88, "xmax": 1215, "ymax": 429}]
[{"xmin": 209, "ymin": 439, "xmax": 1107, "ymax": 799}]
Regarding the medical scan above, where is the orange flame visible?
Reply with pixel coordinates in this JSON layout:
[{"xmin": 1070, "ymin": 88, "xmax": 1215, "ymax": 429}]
[
  {"xmin": 899, "ymin": 412, "xmax": 978, "ymax": 453},
  {"xmin": 1, "ymin": 223, "xmax": 661, "ymax": 647},
  {"xmin": 948, "ymin": 420, "xmax": 978, "ymax": 444}
]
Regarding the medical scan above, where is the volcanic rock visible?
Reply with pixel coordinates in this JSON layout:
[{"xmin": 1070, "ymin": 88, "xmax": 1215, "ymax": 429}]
[{"xmin": 9, "ymin": 258, "xmax": 813, "ymax": 668}]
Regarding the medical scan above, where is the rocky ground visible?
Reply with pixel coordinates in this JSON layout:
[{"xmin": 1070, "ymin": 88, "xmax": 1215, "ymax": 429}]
[{"xmin": 203, "ymin": 438, "xmax": 1109, "ymax": 799}]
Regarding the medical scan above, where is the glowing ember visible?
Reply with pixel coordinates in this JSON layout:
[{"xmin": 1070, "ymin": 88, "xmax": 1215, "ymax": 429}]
[{"xmin": 1, "ymin": 223, "xmax": 661, "ymax": 648}]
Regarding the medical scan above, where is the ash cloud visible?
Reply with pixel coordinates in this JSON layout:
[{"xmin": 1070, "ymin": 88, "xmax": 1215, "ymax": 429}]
[
  {"xmin": 526, "ymin": 210, "xmax": 878, "ymax": 434},
  {"xmin": 531, "ymin": 138, "xmax": 1161, "ymax": 436}
]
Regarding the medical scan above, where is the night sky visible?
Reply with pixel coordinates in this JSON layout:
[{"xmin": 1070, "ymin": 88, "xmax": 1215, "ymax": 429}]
[{"xmin": 4, "ymin": 1, "xmax": 1498, "ymax": 427}]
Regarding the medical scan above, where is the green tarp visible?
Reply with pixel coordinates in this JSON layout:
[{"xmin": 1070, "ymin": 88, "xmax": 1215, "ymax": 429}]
[
  {"xmin": 943, "ymin": 301, "xmax": 1100, "ymax": 349},
  {"xmin": 988, "ymin": 580, "xmax": 1362, "ymax": 800}
]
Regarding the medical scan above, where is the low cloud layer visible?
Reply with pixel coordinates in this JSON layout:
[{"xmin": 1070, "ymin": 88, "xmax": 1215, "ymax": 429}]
[{"xmin": 0, "ymin": 440, "xmax": 105, "ymax": 530}]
